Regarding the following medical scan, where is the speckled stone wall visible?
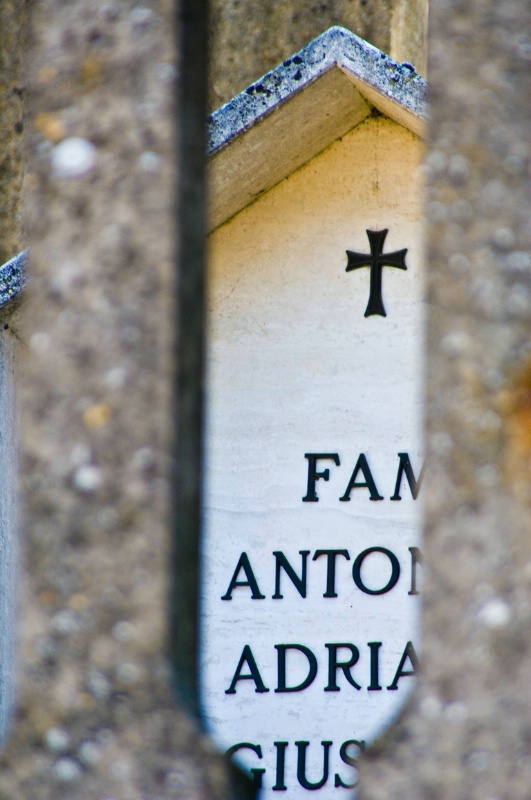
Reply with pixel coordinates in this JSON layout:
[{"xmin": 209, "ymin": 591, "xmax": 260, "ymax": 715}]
[
  {"xmin": 11, "ymin": 0, "xmax": 531, "ymax": 799},
  {"xmin": 0, "ymin": 1, "xmax": 25, "ymax": 265},
  {"xmin": 360, "ymin": 1, "xmax": 531, "ymax": 798},
  {"xmin": 208, "ymin": 0, "xmax": 428, "ymax": 110},
  {"xmin": 0, "ymin": 2, "xmax": 231, "ymax": 798}
]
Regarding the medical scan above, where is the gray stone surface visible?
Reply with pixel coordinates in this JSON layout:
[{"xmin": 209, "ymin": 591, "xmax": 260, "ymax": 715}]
[
  {"xmin": 208, "ymin": 0, "xmax": 428, "ymax": 110},
  {"xmin": 0, "ymin": 1, "xmax": 25, "ymax": 267},
  {"xmin": 360, "ymin": 1, "xmax": 531, "ymax": 798},
  {"xmin": 10, "ymin": 1, "xmax": 531, "ymax": 799},
  {"xmin": 0, "ymin": 2, "xmax": 231, "ymax": 798}
]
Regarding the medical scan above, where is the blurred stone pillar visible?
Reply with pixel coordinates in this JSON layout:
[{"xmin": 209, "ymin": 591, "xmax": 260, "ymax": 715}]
[
  {"xmin": 0, "ymin": 2, "xmax": 231, "ymax": 797},
  {"xmin": 390, "ymin": 0, "xmax": 428, "ymax": 75},
  {"xmin": 361, "ymin": 1, "xmax": 531, "ymax": 798}
]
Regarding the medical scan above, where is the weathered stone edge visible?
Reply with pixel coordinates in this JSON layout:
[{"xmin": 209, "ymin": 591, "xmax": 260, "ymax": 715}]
[
  {"xmin": 0, "ymin": 250, "xmax": 27, "ymax": 308},
  {"xmin": 207, "ymin": 25, "xmax": 428, "ymax": 155}
]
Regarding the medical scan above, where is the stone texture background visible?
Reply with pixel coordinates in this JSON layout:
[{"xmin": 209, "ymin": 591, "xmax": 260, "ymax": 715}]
[
  {"xmin": 0, "ymin": 1, "xmax": 25, "ymax": 266},
  {"xmin": 0, "ymin": 1, "xmax": 231, "ymax": 798},
  {"xmin": 361, "ymin": 0, "xmax": 531, "ymax": 798},
  {"xmin": 208, "ymin": 0, "xmax": 427, "ymax": 110},
  {"xmin": 4, "ymin": 0, "xmax": 531, "ymax": 799}
]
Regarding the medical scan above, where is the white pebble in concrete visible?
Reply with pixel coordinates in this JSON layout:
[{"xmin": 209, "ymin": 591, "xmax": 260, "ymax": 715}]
[
  {"xmin": 478, "ymin": 598, "xmax": 512, "ymax": 628},
  {"xmin": 51, "ymin": 137, "xmax": 97, "ymax": 179},
  {"xmin": 492, "ymin": 227, "xmax": 515, "ymax": 250},
  {"xmin": 45, "ymin": 727, "xmax": 70, "ymax": 753},
  {"xmin": 78, "ymin": 741, "xmax": 101, "ymax": 765},
  {"xmin": 70, "ymin": 443, "xmax": 92, "ymax": 467},
  {"xmin": 54, "ymin": 757, "xmax": 82, "ymax": 781},
  {"xmin": 137, "ymin": 151, "xmax": 162, "ymax": 173},
  {"xmin": 444, "ymin": 702, "xmax": 468, "ymax": 723},
  {"xmin": 73, "ymin": 465, "xmax": 103, "ymax": 493},
  {"xmin": 112, "ymin": 620, "xmax": 134, "ymax": 642}
]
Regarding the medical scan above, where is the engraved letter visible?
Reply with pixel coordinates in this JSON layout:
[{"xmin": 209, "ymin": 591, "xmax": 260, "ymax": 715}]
[
  {"xmin": 226, "ymin": 743, "xmax": 265, "ymax": 788},
  {"xmin": 302, "ymin": 453, "xmax": 340, "ymax": 502},
  {"xmin": 275, "ymin": 644, "xmax": 318, "ymax": 692},
  {"xmin": 339, "ymin": 454, "xmax": 383, "ymax": 501},
  {"xmin": 334, "ymin": 740, "xmax": 365, "ymax": 788},
  {"xmin": 221, "ymin": 552, "xmax": 265, "ymax": 600},
  {"xmin": 225, "ymin": 645, "xmax": 269, "ymax": 694},
  {"xmin": 387, "ymin": 641, "xmax": 419, "ymax": 690},
  {"xmin": 273, "ymin": 551, "xmax": 310, "ymax": 599},
  {"xmin": 324, "ymin": 643, "xmax": 361, "ymax": 691},
  {"xmin": 295, "ymin": 741, "xmax": 332, "ymax": 790},
  {"xmin": 352, "ymin": 547, "xmax": 400, "ymax": 595},
  {"xmin": 313, "ymin": 549, "xmax": 350, "ymax": 597},
  {"xmin": 273, "ymin": 741, "xmax": 289, "ymax": 791},
  {"xmin": 408, "ymin": 546, "xmax": 423, "ymax": 596},
  {"xmin": 390, "ymin": 452, "xmax": 424, "ymax": 500}
]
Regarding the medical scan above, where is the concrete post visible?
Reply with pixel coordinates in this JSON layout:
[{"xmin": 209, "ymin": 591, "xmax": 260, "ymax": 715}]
[
  {"xmin": 361, "ymin": 1, "xmax": 531, "ymax": 798},
  {"xmin": 0, "ymin": 2, "xmax": 231, "ymax": 797}
]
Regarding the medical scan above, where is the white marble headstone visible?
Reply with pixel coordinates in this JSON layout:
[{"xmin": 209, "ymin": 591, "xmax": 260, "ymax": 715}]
[{"xmin": 201, "ymin": 29, "xmax": 426, "ymax": 798}]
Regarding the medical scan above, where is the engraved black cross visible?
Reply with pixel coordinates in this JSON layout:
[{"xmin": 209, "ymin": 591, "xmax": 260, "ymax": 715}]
[{"xmin": 346, "ymin": 229, "xmax": 408, "ymax": 317}]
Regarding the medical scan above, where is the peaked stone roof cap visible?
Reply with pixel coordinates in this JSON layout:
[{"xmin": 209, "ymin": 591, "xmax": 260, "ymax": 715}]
[
  {"xmin": 208, "ymin": 26, "xmax": 428, "ymax": 231},
  {"xmin": 0, "ymin": 250, "xmax": 26, "ymax": 309}
]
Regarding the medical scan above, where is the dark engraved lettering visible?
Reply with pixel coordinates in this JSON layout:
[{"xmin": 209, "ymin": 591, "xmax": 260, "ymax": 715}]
[
  {"xmin": 312, "ymin": 549, "xmax": 350, "ymax": 597},
  {"xmin": 346, "ymin": 228, "xmax": 408, "ymax": 317},
  {"xmin": 408, "ymin": 546, "xmax": 423, "ymax": 596},
  {"xmin": 390, "ymin": 452, "xmax": 425, "ymax": 500},
  {"xmin": 302, "ymin": 453, "xmax": 340, "ymax": 502},
  {"xmin": 387, "ymin": 641, "xmax": 419, "ymax": 690},
  {"xmin": 295, "ymin": 741, "xmax": 332, "ymax": 790},
  {"xmin": 275, "ymin": 644, "xmax": 318, "ymax": 692},
  {"xmin": 339, "ymin": 453, "xmax": 383, "ymax": 501},
  {"xmin": 226, "ymin": 743, "xmax": 265, "ymax": 788},
  {"xmin": 272, "ymin": 551, "xmax": 310, "ymax": 599},
  {"xmin": 225, "ymin": 645, "xmax": 269, "ymax": 694},
  {"xmin": 226, "ymin": 742, "xmax": 263, "ymax": 759},
  {"xmin": 367, "ymin": 641, "xmax": 382, "ymax": 690},
  {"xmin": 221, "ymin": 552, "xmax": 265, "ymax": 600},
  {"xmin": 334, "ymin": 740, "xmax": 366, "ymax": 788},
  {"xmin": 273, "ymin": 741, "xmax": 289, "ymax": 791},
  {"xmin": 352, "ymin": 547, "xmax": 400, "ymax": 595},
  {"xmin": 324, "ymin": 643, "xmax": 361, "ymax": 691}
]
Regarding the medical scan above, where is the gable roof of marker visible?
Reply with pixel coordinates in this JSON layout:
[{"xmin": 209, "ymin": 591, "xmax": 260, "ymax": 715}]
[{"xmin": 208, "ymin": 25, "xmax": 428, "ymax": 231}]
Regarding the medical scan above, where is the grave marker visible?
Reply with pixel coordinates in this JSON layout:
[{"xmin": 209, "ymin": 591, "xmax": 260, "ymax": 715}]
[
  {"xmin": 0, "ymin": 249, "xmax": 26, "ymax": 737},
  {"xmin": 201, "ymin": 27, "xmax": 427, "ymax": 796}
]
